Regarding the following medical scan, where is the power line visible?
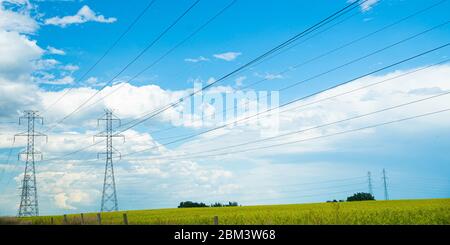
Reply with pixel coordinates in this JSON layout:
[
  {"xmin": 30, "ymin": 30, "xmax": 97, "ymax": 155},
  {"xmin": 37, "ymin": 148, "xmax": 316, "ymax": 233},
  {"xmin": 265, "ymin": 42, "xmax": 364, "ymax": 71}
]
[
  {"xmin": 38, "ymin": 43, "xmax": 450, "ymax": 165},
  {"xmin": 278, "ymin": 20, "xmax": 450, "ymax": 92},
  {"xmin": 210, "ymin": 4, "xmax": 364, "ymax": 85},
  {"xmin": 387, "ymin": 174, "xmax": 450, "ymax": 182},
  {"xmin": 109, "ymin": 0, "xmax": 367, "ymax": 135},
  {"xmin": 110, "ymin": 0, "xmax": 444, "ymax": 135},
  {"xmin": 162, "ymin": 6, "xmax": 360, "ymax": 94},
  {"xmin": 138, "ymin": 108, "xmax": 450, "ymax": 162},
  {"xmin": 63, "ymin": 155, "xmax": 363, "ymax": 193},
  {"xmin": 73, "ymin": 173, "xmax": 367, "ymax": 203},
  {"xmin": 52, "ymin": 95, "xmax": 450, "ymax": 179},
  {"xmin": 44, "ymin": 0, "xmax": 202, "ymax": 132},
  {"xmin": 124, "ymin": 90, "xmax": 450, "ymax": 162},
  {"xmin": 241, "ymin": 0, "xmax": 449, "ymax": 90},
  {"xmin": 42, "ymin": 0, "xmax": 158, "ymax": 114},
  {"xmin": 81, "ymin": 0, "xmax": 238, "ymax": 112},
  {"xmin": 22, "ymin": 1, "xmax": 444, "ymax": 167},
  {"xmin": 35, "ymin": 0, "xmax": 367, "ymax": 162},
  {"xmin": 119, "ymin": 43, "xmax": 450, "ymax": 158},
  {"xmin": 0, "ymin": 141, "xmax": 15, "ymax": 184},
  {"xmin": 37, "ymin": 48, "xmax": 428, "ymax": 170},
  {"xmin": 147, "ymin": 17, "xmax": 450, "ymax": 138},
  {"xmin": 151, "ymin": 58, "xmax": 450, "ymax": 143}
]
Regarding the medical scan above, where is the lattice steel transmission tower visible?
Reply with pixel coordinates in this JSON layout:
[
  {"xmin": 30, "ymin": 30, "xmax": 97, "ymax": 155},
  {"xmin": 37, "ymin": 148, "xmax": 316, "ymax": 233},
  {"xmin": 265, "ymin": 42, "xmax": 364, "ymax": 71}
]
[
  {"xmin": 367, "ymin": 171, "xmax": 373, "ymax": 196},
  {"xmin": 14, "ymin": 110, "xmax": 47, "ymax": 217},
  {"xmin": 382, "ymin": 168, "xmax": 389, "ymax": 200},
  {"xmin": 94, "ymin": 109, "xmax": 124, "ymax": 212}
]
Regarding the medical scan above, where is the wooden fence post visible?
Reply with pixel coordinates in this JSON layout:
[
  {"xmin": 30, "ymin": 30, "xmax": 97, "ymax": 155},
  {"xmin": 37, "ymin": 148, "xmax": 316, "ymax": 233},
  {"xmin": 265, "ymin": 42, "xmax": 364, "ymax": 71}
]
[
  {"xmin": 50, "ymin": 217, "xmax": 54, "ymax": 225},
  {"xmin": 80, "ymin": 213, "xmax": 85, "ymax": 225},
  {"xmin": 97, "ymin": 213, "xmax": 102, "ymax": 225},
  {"xmin": 63, "ymin": 214, "xmax": 68, "ymax": 224},
  {"xmin": 123, "ymin": 213, "xmax": 128, "ymax": 225},
  {"xmin": 213, "ymin": 216, "xmax": 219, "ymax": 225}
]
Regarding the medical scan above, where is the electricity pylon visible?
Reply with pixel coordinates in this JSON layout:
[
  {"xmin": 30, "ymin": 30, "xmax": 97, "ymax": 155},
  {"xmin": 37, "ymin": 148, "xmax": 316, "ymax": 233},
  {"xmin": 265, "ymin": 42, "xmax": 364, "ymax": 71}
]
[
  {"xmin": 14, "ymin": 110, "xmax": 47, "ymax": 217},
  {"xmin": 382, "ymin": 168, "xmax": 389, "ymax": 200},
  {"xmin": 94, "ymin": 109, "xmax": 124, "ymax": 212},
  {"xmin": 367, "ymin": 171, "xmax": 373, "ymax": 197}
]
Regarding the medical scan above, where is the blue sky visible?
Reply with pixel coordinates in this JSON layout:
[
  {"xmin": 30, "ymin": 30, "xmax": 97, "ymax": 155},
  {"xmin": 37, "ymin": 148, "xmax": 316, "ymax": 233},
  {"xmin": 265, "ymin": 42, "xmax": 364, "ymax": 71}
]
[{"xmin": 0, "ymin": 0, "xmax": 449, "ymax": 215}]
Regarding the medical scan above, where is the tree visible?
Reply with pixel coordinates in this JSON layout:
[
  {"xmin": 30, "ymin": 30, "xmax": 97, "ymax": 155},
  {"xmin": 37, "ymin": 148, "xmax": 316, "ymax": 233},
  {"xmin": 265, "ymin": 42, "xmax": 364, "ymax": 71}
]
[
  {"xmin": 228, "ymin": 201, "xmax": 238, "ymax": 207},
  {"xmin": 178, "ymin": 201, "xmax": 239, "ymax": 208},
  {"xmin": 346, "ymin": 192, "xmax": 375, "ymax": 202},
  {"xmin": 178, "ymin": 201, "xmax": 208, "ymax": 208}
]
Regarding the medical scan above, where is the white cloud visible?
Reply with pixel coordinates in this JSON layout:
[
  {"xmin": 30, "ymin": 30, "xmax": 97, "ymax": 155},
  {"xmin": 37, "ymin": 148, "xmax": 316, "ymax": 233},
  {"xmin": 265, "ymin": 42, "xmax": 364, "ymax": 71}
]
[
  {"xmin": 61, "ymin": 64, "xmax": 79, "ymax": 72},
  {"xmin": 361, "ymin": 0, "xmax": 379, "ymax": 12},
  {"xmin": 348, "ymin": 0, "xmax": 379, "ymax": 12},
  {"xmin": 213, "ymin": 51, "xmax": 241, "ymax": 61},
  {"xmin": 33, "ymin": 58, "xmax": 59, "ymax": 70},
  {"xmin": 44, "ymin": 5, "xmax": 117, "ymax": 27},
  {"xmin": 254, "ymin": 72, "xmax": 283, "ymax": 80},
  {"xmin": 0, "ymin": 0, "xmax": 38, "ymax": 34},
  {"xmin": 0, "ymin": 36, "xmax": 73, "ymax": 117},
  {"xmin": 206, "ymin": 77, "xmax": 216, "ymax": 85},
  {"xmin": 0, "ymin": 30, "xmax": 43, "ymax": 79},
  {"xmin": 54, "ymin": 193, "xmax": 75, "ymax": 209},
  {"xmin": 184, "ymin": 56, "xmax": 209, "ymax": 63},
  {"xmin": 38, "ymin": 75, "xmax": 74, "ymax": 85},
  {"xmin": 47, "ymin": 46, "xmax": 66, "ymax": 55},
  {"xmin": 83, "ymin": 76, "xmax": 104, "ymax": 86},
  {"xmin": 0, "ymin": 1, "xmax": 77, "ymax": 90},
  {"xmin": 159, "ymin": 65, "xmax": 450, "ymax": 161}
]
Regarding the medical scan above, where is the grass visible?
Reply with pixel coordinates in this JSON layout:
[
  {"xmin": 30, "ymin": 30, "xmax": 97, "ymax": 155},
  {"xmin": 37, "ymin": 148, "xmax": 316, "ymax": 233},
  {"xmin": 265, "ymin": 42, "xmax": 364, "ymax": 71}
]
[
  {"xmin": 22, "ymin": 198, "xmax": 450, "ymax": 225},
  {"xmin": 0, "ymin": 217, "xmax": 31, "ymax": 225}
]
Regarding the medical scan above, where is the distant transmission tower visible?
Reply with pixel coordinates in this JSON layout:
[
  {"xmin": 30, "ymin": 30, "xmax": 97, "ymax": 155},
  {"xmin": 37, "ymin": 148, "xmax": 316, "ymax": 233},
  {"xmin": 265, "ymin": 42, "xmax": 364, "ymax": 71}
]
[
  {"xmin": 367, "ymin": 171, "xmax": 373, "ymax": 196},
  {"xmin": 382, "ymin": 168, "xmax": 389, "ymax": 200},
  {"xmin": 14, "ymin": 110, "xmax": 47, "ymax": 217},
  {"xmin": 95, "ymin": 109, "xmax": 124, "ymax": 212}
]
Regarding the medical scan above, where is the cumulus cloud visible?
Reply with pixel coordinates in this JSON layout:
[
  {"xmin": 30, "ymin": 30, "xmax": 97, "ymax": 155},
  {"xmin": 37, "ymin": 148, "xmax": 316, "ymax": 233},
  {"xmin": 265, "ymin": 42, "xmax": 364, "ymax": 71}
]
[
  {"xmin": 213, "ymin": 51, "xmax": 241, "ymax": 61},
  {"xmin": 33, "ymin": 58, "xmax": 59, "ymax": 70},
  {"xmin": 0, "ymin": 0, "xmax": 78, "ymax": 92},
  {"xmin": 184, "ymin": 56, "xmax": 209, "ymax": 63},
  {"xmin": 360, "ymin": 0, "xmax": 379, "ymax": 12},
  {"xmin": 0, "ymin": 30, "xmax": 43, "ymax": 79},
  {"xmin": 348, "ymin": 0, "xmax": 379, "ymax": 12},
  {"xmin": 44, "ymin": 5, "xmax": 117, "ymax": 27},
  {"xmin": 0, "ymin": 25, "xmax": 43, "ymax": 117},
  {"xmin": 254, "ymin": 72, "xmax": 284, "ymax": 80},
  {"xmin": 159, "ymin": 65, "xmax": 450, "ymax": 161},
  {"xmin": 47, "ymin": 46, "xmax": 66, "ymax": 55},
  {"xmin": 38, "ymin": 75, "xmax": 74, "ymax": 85},
  {"xmin": 0, "ymin": 77, "xmax": 39, "ymax": 118},
  {"xmin": 0, "ymin": 0, "xmax": 38, "ymax": 34},
  {"xmin": 61, "ymin": 64, "xmax": 79, "ymax": 72},
  {"xmin": 54, "ymin": 193, "xmax": 75, "ymax": 209}
]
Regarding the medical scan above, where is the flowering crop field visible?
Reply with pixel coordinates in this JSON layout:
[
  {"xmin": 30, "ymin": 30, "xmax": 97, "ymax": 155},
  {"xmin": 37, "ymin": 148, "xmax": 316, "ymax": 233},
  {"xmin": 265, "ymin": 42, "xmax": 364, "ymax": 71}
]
[{"xmin": 26, "ymin": 198, "xmax": 450, "ymax": 225}]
